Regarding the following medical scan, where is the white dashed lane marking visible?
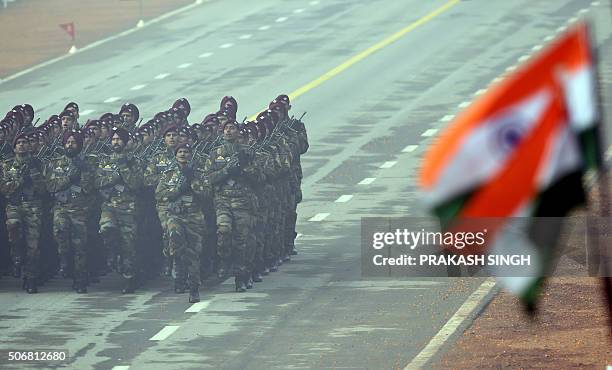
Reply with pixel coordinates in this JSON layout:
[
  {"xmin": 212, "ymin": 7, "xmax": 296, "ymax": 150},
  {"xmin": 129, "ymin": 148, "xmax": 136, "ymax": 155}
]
[
  {"xmin": 185, "ymin": 301, "xmax": 211, "ymax": 313},
  {"xmin": 154, "ymin": 73, "xmax": 170, "ymax": 79},
  {"xmin": 567, "ymin": 17, "xmax": 578, "ymax": 23},
  {"xmin": 506, "ymin": 65, "xmax": 517, "ymax": 72},
  {"xmin": 402, "ymin": 145, "xmax": 418, "ymax": 153},
  {"xmin": 112, "ymin": 366, "xmax": 130, "ymax": 370},
  {"xmin": 294, "ymin": 8, "xmax": 305, "ymax": 13},
  {"xmin": 239, "ymin": 34, "xmax": 252, "ymax": 40},
  {"xmin": 177, "ymin": 63, "xmax": 192, "ymax": 69},
  {"xmin": 421, "ymin": 129, "xmax": 438, "ymax": 137},
  {"xmin": 79, "ymin": 109, "xmax": 95, "ymax": 116},
  {"xmin": 309, "ymin": 213, "xmax": 330, "ymax": 222},
  {"xmin": 544, "ymin": 35, "xmax": 554, "ymax": 42},
  {"xmin": 258, "ymin": 25, "xmax": 270, "ymax": 31},
  {"xmin": 335, "ymin": 195, "xmax": 353, "ymax": 203},
  {"xmin": 130, "ymin": 84, "xmax": 147, "ymax": 91},
  {"xmin": 149, "ymin": 326, "xmax": 180, "ymax": 341},
  {"xmin": 199, "ymin": 52, "xmax": 213, "ymax": 58},
  {"xmin": 474, "ymin": 89, "xmax": 486, "ymax": 96},
  {"xmin": 556, "ymin": 25, "xmax": 567, "ymax": 33},
  {"xmin": 458, "ymin": 101, "xmax": 470, "ymax": 108},
  {"xmin": 358, "ymin": 177, "xmax": 376, "ymax": 185},
  {"xmin": 380, "ymin": 161, "xmax": 397, "ymax": 169},
  {"xmin": 518, "ymin": 55, "xmax": 529, "ymax": 62},
  {"xmin": 309, "ymin": 0, "xmax": 320, "ymax": 5},
  {"xmin": 276, "ymin": 17, "xmax": 288, "ymax": 23},
  {"xmin": 104, "ymin": 97, "xmax": 121, "ymax": 103},
  {"xmin": 440, "ymin": 114, "xmax": 454, "ymax": 122},
  {"xmin": 219, "ymin": 43, "xmax": 234, "ymax": 49},
  {"xmin": 532, "ymin": 44, "xmax": 543, "ymax": 51}
]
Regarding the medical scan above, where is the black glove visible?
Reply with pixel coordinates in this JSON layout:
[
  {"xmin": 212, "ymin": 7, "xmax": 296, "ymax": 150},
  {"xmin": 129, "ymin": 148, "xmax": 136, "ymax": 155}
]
[
  {"xmin": 227, "ymin": 161, "xmax": 241, "ymax": 176},
  {"xmin": 68, "ymin": 166, "xmax": 81, "ymax": 182},
  {"xmin": 181, "ymin": 166, "xmax": 194, "ymax": 182},
  {"xmin": 178, "ymin": 176, "xmax": 191, "ymax": 193},
  {"xmin": 116, "ymin": 155, "xmax": 129, "ymax": 167},
  {"xmin": 22, "ymin": 174, "xmax": 33, "ymax": 187}
]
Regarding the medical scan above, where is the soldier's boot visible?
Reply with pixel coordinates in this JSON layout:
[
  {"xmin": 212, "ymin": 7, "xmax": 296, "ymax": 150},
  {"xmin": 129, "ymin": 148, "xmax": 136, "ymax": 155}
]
[
  {"xmin": 58, "ymin": 255, "xmax": 70, "ymax": 278},
  {"xmin": 25, "ymin": 278, "xmax": 38, "ymax": 294},
  {"xmin": 173, "ymin": 257, "xmax": 187, "ymax": 293},
  {"xmin": 75, "ymin": 279, "xmax": 88, "ymax": 294},
  {"xmin": 283, "ymin": 254, "xmax": 291, "ymax": 263},
  {"xmin": 162, "ymin": 255, "xmax": 173, "ymax": 277},
  {"xmin": 106, "ymin": 254, "xmax": 116, "ymax": 273},
  {"xmin": 267, "ymin": 258, "xmax": 279, "ymax": 273},
  {"xmin": 217, "ymin": 259, "xmax": 230, "ymax": 279},
  {"xmin": 246, "ymin": 274, "xmax": 254, "ymax": 289},
  {"xmin": 188, "ymin": 285, "xmax": 200, "ymax": 303},
  {"xmin": 12, "ymin": 258, "xmax": 22, "ymax": 278},
  {"xmin": 290, "ymin": 248, "xmax": 298, "ymax": 256},
  {"xmin": 121, "ymin": 277, "xmax": 136, "ymax": 294},
  {"xmin": 252, "ymin": 271, "xmax": 263, "ymax": 283},
  {"xmin": 234, "ymin": 273, "xmax": 247, "ymax": 293}
]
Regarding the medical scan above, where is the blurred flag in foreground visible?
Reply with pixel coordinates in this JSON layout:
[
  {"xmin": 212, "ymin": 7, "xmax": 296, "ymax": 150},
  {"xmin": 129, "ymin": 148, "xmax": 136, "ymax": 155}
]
[{"xmin": 419, "ymin": 22, "xmax": 605, "ymax": 312}]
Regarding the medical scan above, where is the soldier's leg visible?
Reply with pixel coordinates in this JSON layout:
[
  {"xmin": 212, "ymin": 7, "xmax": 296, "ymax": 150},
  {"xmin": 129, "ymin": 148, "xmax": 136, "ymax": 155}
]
[
  {"xmin": 284, "ymin": 192, "xmax": 297, "ymax": 259},
  {"xmin": 215, "ymin": 198, "xmax": 233, "ymax": 278},
  {"xmin": 5, "ymin": 205, "xmax": 24, "ymax": 278},
  {"xmin": 70, "ymin": 209, "xmax": 88, "ymax": 291},
  {"xmin": 185, "ymin": 215, "xmax": 203, "ymax": 293},
  {"xmin": 0, "ymin": 199, "xmax": 8, "ymax": 276},
  {"xmin": 116, "ymin": 207, "xmax": 137, "ymax": 279},
  {"xmin": 52, "ymin": 208, "xmax": 71, "ymax": 278},
  {"xmin": 22, "ymin": 206, "xmax": 42, "ymax": 290},
  {"xmin": 86, "ymin": 202, "xmax": 103, "ymax": 279},
  {"xmin": 232, "ymin": 207, "xmax": 253, "ymax": 285},
  {"xmin": 99, "ymin": 206, "xmax": 119, "ymax": 272},
  {"xmin": 167, "ymin": 215, "xmax": 187, "ymax": 293},
  {"xmin": 157, "ymin": 206, "xmax": 172, "ymax": 276}
]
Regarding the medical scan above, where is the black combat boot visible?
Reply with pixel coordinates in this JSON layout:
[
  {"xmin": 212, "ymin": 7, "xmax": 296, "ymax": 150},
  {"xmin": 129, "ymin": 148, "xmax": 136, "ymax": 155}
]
[
  {"xmin": 75, "ymin": 280, "xmax": 88, "ymax": 294},
  {"xmin": 189, "ymin": 285, "xmax": 200, "ymax": 303},
  {"xmin": 25, "ymin": 278, "xmax": 38, "ymax": 294},
  {"xmin": 252, "ymin": 271, "xmax": 263, "ymax": 283},
  {"xmin": 58, "ymin": 255, "xmax": 70, "ymax": 278},
  {"xmin": 290, "ymin": 247, "xmax": 298, "ymax": 256},
  {"xmin": 174, "ymin": 279, "xmax": 186, "ymax": 294},
  {"xmin": 217, "ymin": 259, "xmax": 230, "ymax": 279},
  {"xmin": 162, "ymin": 255, "xmax": 173, "ymax": 277},
  {"xmin": 234, "ymin": 275, "xmax": 247, "ymax": 293},
  {"xmin": 121, "ymin": 277, "xmax": 135, "ymax": 294},
  {"xmin": 246, "ymin": 274, "xmax": 254, "ymax": 289}
]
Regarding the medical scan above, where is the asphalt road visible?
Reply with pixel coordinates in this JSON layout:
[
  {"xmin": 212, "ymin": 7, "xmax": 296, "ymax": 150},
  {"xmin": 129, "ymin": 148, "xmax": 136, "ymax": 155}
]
[{"xmin": 1, "ymin": 0, "xmax": 611, "ymax": 369}]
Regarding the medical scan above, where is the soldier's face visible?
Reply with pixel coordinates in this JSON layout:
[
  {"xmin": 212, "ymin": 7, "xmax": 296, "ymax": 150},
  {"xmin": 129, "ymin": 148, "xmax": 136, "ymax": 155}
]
[
  {"xmin": 164, "ymin": 131, "xmax": 178, "ymax": 147},
  {"xmin": 121, "ymin": 112, "xmax": 133, "ymax": 124},
  {"xmin": 142, "ymin": 132, "xmax": 153, "ymax": 145},
  {"xmin": 223, "ymin": 124, "xmax": 239, "ymax": 141},
  {"xmin": 91, "ymin": 126, "xmax": 101, "ymax": 139},
  {"xmin": 68, "ymin": 108, "xmax": 79, "ymax": 121},
  {"xmin": 65, "ymin": 136, "xmax": 80, "ymax": 156},
  {"xmin": 28, "ymin": 138, "xmax": 39, "ymax": 152},
  {"xmin": 53, "ymin": 125, "xmax": 61, "ymax": 135},
  {"xmin": 101, "ymin": 126, "xmax": 109, "ymax": 138},
  {"xmin": 176, "ymin": 148, "xmax": 191, "ymax": 165},
  {"xmin": 62, "ymin": 116, "xmax": 74, "ymax": 130},
  {"xmin": 111, "ymin": 134, "xmax": 125, "ymax": 152},
  {"xmin": 14, "ymin": 138, "xmax": 29, "ymax": 154},
  {"xmin": 178, "ymin": 133, "xmax": 189, "ymax": 145}
]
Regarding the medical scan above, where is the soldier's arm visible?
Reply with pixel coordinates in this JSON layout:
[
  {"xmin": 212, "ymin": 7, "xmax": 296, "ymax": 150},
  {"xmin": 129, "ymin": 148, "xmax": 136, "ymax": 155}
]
[
  {"xmin": 118, "ymin": 158, "xmax": 144, "ymax": 190},
  {"xmin": 96, "ymin": 157, "xmax": 120, "ymax": 189},
  {"xmin": 154, "ymin": 172, "xmax": 181, "ymax": 203},
  {"xmin": 45, "ymin": 160, "xmax": 71, "ymax": 193},
  {"xmin": 203, "ymin": 156, "xmax": 231, "ymax": 185},
  {"xmin": 30, "ymin": 159, "xmax": 47, "ymax": 194},
  {"xmin": 297, "ymin": 122, "xmax": 309, "ymax": 154},
  {"xmin": 143, "ymin": 158, "xmax": 161, "ymax": 188},
  {"xmin": 0, "ymin": 162, "xmax": 22, "ymax": 195},
  {"xmin": 191, "ymin": 169, "xmax": 213, "ymax": 201},
  {"xmin": 80, "ymin": 161, "xmax": 96, "ymax": 195}
]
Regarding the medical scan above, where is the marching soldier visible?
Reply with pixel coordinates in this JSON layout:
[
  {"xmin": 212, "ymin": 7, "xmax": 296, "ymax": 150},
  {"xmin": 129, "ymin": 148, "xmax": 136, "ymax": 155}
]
[
  {"xmin": 0, "ymin": 133, "xmax": 47, "ymax": 293},
  {"xmin": 96, "ymin": 127, "xmax": 144, "ymax": 293},
  {"xmin": 46, "ymin": 130, "xmax": 95, "ymax": 293},
  {"xmin": 155, "ymin": 143, "xmax": 210, "ymax": 302}
]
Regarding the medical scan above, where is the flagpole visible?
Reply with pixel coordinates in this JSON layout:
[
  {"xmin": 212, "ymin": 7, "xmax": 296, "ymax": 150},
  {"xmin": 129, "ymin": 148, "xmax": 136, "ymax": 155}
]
[{"xmin": 589, "ymin": 21, "xmax": 612, "ymax": 337}]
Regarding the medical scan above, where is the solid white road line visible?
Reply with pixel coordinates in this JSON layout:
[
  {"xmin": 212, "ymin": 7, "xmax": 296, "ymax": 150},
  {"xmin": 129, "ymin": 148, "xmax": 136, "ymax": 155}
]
[
  {"xmin": 421, "ymin": 129, "xmax": 438, "ymax": 137},
  {"xmin": 308, "ymin": 213, "xmax": 330, "ymax": 222},
  {"xmin": 401, "ymin": 145, "xmax": 418, "ymax": 153},
  {"xmin": 404, "ymin": 279, "xmax": 497, "ymax": 370},
  {"xmin": 219, "ymin": 43, "xmax": 234, "ymax": 49},
  {"xmin": 380, "ymin": 161, "xmax": 397, "ymax": 169},
  {"xmin": 130, "ymin": 84, "xmax": 147, "ymax": 91},
  {"xmin": 104, "ymin": 97, "xmax": 121, "ymax": 103},
  {"xmin": 177, "ymin": 63, "xmax": 192, "ymax": 69},
  {"xmin": 149, "ymin": 325, "xmax": 180, "ymax": 341},
  {"xmin": 358, "ymin": 177, "xmax": 376, "ymax": 185},
  {"xmin": 185, "ymin": 301, "xmax": 211, "ymax": 313},
  {"xmin": 199, "ymin": 52, "xmax": 213, "ymax": 58},
  {"xmin": 334, "ymin": 195, "xmax": 353, "ymax": 203},
  {"xmin": 154, "ymin": 73, "xmax": 170, "ymax": 79}
]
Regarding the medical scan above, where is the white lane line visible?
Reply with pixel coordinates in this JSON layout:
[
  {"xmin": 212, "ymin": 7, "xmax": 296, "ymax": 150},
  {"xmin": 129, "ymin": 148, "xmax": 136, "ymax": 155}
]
[
  {"xmin": 150, "ymin": 325, "xmax": 180, "ymax": 341},
  {"xmin": 358, "ymin": 177, "xmax": 376, "ymax": 185},
  {"xmin": 421, "ymin": 129, "xmax": 438, "ymax": 137},
  {"xmin": 592, "ymin": 1, "xmax": 600, "ymax": 5},
  {"xmin": 130, "ymin": 84, "xmax": 147, "ymax": 91},
  {"xmin": 198, "ymin": 52, "xmax": 213, "ymax": 58},
  {"xmin": 578, "ymin": 8, "xmax": 589, "ymax": 14},
  {"xmin": 239, "ymin": 34, "xmax": 252, "ymax": 40},
  {"xmin": 177, "ymin": 63, "xmax": 192, "ymax": 69},
  {"xmin": 296, "ymin": 233, "xmax": 303, "ymax": 239},
  {"xmin": 219, "ymin": 43, "xmax": 234, "ymax": 49},
  {"xmin": 458, "ymin": 101, "xmax": 470, "ymax": 108},
  {"xmin": 154, "ymin": 73, "xmax": 170, "ymax": 79},
  {"xmin": 404, "ymin": 279, "xmax": 497, "ymax": 370},
  {"xmin": 309, "ymin": 213, "xmax": 330, "ymax": 222},
  {"xmin": 506, "ymin": 65, "xmax": 517, "ymax": 72},
  {"xmin": 185, "ymin": 301, "xmax": 211, "ymax": 313},
  {"xmin": 532, "ymin": 44, "xmax": 543, "ymax": 51},
  {"xmin": 112, "ymin": 366, "xmax": 130, "ymax": 370},
  {"xmin": 276, "ymin": 16, "xmax": 288, "ymax": 23},
  {"xmin": 492, "ymin": 76, "xmax": 503, "ymax": 83},
  {"xmin": 518, "ymin": 55, "xmax": 529, "ymax": 62},
  {"xmin": 335, "ymin": 194, "xmax": 353, "ymax": 203},
  {"xmin": 294, "ymin": 8, "xmax": 305, "ymax": 13},
  {"xmin": 380, "ymin": 161, "xmax": 397, "ymax": 169},
  {"xmin": 440, "ymin": 114, "xmax": 454, "ymax": 122},
  {"xmin": 309, "ymin": 0, "xmax": 320, "ymax": 5},
  {"xmin": 402, "ymin": 145, "xmax": 418, "ymax": 153},
  {"xmin": 258, "ymin": 25, "xmax": 270, "ymax": 31},
  {"xmin": 474, "ymin": 89, "xmax": 486, "ymax": 96},
  {"xmin": 104, "ymin": 97, "xmax": 121, "ymax": 103},
  {"xmin": 80, "ymin": 109, "xmax": 95, "ymax": 116},
  {"xmin": 543, "ymin": 35, "xmax": 554, "ymax": 42},
  {"xmin": 557, "ymin": 25, "xmax": 567, "ymax": 33},
  {"xmin": 567, "ymin": 17, "xmax": 578, "ymax": 23},
  {"xmin": 0, "ymin": 0, "xmax": 203, "ymax": 86}
]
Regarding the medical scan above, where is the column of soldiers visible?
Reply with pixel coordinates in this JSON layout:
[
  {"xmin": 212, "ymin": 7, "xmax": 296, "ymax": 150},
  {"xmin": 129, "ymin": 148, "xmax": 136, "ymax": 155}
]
[{"xmin": 0, "ymin": 95, "xmax": 309, "ymax": 303}]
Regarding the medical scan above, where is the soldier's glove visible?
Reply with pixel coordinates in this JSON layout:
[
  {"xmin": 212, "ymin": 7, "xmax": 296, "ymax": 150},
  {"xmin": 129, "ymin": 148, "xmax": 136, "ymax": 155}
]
[
  {"xmin": 178, "ymin": 176, "xmax": 191, "ymax": 193},
  {"xmin": 22, "ymin": 174, "xmax": 33, "ymax": 187},
  {"xmin": 181, "ymin": 166, "xmax": 194, "ymax": 182},
  {"xmin": 68, "ymin": 166, "xmax": 81, "ymax": 182},
  {"xmin": 237, "ymin": 150, "xmax": 250, "ymax": 167},
  {"xmin": 227, "ymin": 161, "xmax": 242, "ymax": 176},
  {"xmin": 116, "ymin": 155, "xmax": 130, "ymax": 167}
]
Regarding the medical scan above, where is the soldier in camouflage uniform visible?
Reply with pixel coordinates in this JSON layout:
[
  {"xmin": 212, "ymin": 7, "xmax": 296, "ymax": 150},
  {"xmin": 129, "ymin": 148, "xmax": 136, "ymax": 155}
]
[
  {"xmin": 204, "ymin": 120, "xmax": 262, "ymax": 292},
  {"xmin": 156, "ymin": 143, "xmax": 210, "ymax": 302},
  {"xmin": 46, "ymin": 130, "xmax": 95, "ymax": 293},
  {"xmin": 0, "ymin": 133, "xmax": 47, "ymax": 293},
  {"xmin": 96, "ymin": 127, "xmax": 144, "ymax": 293},
  {"xmin": 144, "ymin": 125, "xmax": 181, "ymax": 276}
]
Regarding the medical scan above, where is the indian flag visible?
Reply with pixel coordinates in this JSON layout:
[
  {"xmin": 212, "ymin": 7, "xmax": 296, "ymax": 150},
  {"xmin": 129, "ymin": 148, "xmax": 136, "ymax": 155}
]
[{"xmin": 419, "ymin": 22, "xmax": 603, "ymax": 310}]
